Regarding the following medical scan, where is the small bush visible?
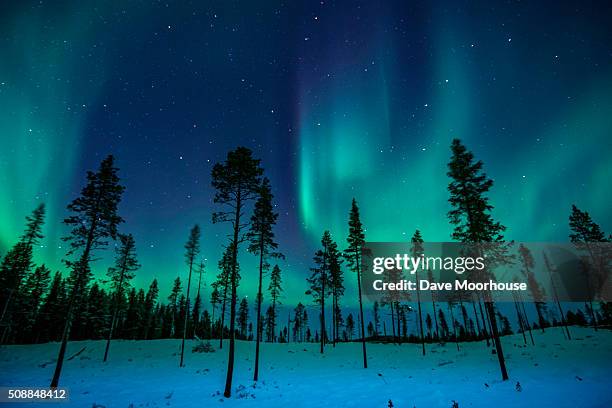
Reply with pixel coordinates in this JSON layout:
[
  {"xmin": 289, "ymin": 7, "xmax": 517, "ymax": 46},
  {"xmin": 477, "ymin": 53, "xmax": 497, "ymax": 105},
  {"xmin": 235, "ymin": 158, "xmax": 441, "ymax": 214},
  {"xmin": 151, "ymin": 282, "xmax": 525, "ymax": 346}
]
[{"xmin": 192, "ymin": 341, "xmax": 215, "ymax": 353}]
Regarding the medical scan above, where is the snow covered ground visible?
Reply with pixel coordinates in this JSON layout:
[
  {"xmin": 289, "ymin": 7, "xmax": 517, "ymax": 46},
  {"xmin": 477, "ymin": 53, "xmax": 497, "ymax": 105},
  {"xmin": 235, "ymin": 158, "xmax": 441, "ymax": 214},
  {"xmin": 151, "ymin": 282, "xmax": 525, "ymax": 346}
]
[{"xmin": 1, "ymin": 327, "xmax": 611, "ymax": 408}]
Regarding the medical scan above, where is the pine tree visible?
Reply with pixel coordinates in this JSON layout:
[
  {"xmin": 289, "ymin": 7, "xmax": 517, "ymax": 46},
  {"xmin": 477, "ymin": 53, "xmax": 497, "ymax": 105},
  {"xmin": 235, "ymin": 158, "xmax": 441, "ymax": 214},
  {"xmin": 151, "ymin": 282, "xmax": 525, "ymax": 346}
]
[
  {"xmin": 447, "ymin": 139, "xmax": 509, "ymax": 380},
  {"xmin": 180, "ymin": 224, "xmax": 201, "ymax": 367},
  {"xmin": 0, "ymin": 204, "xmax": 45, "ymax": 341},
  {"xmin": 569, "ymin": 205, "xmax": 609, "ymax": 331},
  {"xmin": 246, "ymin": 177, "xmax": 282, "ymax": 381},
  {"xmin": 307, "ymin": 231, "xmax": 334, "ymax": 354},
  {"xmin": 293, "ymin": 303, "xmax": 306, "ymax": 342},
  {"xmin": 268, "ymin": 264, "xmax": 283, "ymax": 342},
  {"xmin": 192, "ymin": 259, "xmax": 206, "ymax": 338},
  {"xmin": 264, "ymin": 305, "xmax": 275, "ymax": 341},
  {"xmin": 13, "ymin": 264, "xmax": 51, "ymax": 342},
  {"xmin": 425, "ymin": 313, "xmax": 433, "ymax": 339},
  {"xmin": 35, "ymin": 271, "xmax": 66, "ymax": 343},
  {"xmin": 346, "ymin": 313, "xmax": 355, "ymax": 340},
  {"xmin": 143, "ymin": 279, "xmax": 159, "ymax": 339},
  {"xmin": 329, "ymin": 244, "xmax": 344, "ymax": 347},
  {"xmin": 373, "ymin": 301, "xmax": 380, "ymax": 337},
  {"xmin": 211, "ymin": 147, "xmax": 263, "ymax": 398},
  {"xmin": 104, "ymin": 233, "xmax": 139, "ymax": 361},
  {"xmin": 343, "ymin": 199, "xmax": 368, "ymax": 366},
  {"xmin": 214, "ymin": 246, "xmax": 235, "ymax": 348},
  {"xmin": 411, "ymin": 230, "xmax": 426, "ymax": 355},
  {"xmin": 51, "ymin": 155, "xmax": 124, "ymax": 387},
  {"xmin": 168, "ymin": 277, "xmax": 183, "ymax": 337},
  {"xmin": 518, "ymin": 244, "xmax": 547, "ymax": 331},
  {"xmin": 210, "ymin": 283, "xmax": 221, "ymax": 336},
  {"xmin": 237, "ymin": 297, "xmax": 249, "ymax": 338}
]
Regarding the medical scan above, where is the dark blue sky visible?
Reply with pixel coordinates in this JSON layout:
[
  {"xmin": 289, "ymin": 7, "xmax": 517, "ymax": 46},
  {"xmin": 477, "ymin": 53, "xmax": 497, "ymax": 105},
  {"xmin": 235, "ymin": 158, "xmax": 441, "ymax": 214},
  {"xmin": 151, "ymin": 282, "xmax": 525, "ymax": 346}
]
[{"xmin": 0, "ymin": 0, "xmax": 610, "ymax": 303}]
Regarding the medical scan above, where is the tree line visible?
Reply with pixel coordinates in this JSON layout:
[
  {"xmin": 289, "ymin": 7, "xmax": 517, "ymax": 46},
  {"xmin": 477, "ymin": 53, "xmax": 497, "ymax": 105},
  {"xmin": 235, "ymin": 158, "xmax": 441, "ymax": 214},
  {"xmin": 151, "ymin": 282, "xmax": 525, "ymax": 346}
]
[{"xmin": 0, "ymin": 141, "xmax": 610, "ymax": 396}]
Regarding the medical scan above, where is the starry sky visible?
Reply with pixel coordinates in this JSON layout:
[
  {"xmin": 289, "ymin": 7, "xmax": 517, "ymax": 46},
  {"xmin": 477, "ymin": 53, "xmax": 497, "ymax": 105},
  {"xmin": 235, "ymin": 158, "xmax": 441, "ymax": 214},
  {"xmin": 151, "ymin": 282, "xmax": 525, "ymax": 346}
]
[{"xmin": 1, "ymin": 0, "xmax": 611, "ymax": 305}]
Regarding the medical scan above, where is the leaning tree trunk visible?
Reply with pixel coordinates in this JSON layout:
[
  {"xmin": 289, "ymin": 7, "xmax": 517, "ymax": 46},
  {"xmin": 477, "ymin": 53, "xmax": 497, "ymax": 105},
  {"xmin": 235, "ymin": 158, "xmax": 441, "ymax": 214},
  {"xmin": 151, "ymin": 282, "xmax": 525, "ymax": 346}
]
[
  {"xmin": 104, "ymin": 266, "xmax": 127, "ymax": 362},
  {"xmin": 51, "ymin": 225, "xmax": 95, "ymax": 388},
  {"xmin": 483, "ymin": 295, "xmax": 509, "ymax": 381}
]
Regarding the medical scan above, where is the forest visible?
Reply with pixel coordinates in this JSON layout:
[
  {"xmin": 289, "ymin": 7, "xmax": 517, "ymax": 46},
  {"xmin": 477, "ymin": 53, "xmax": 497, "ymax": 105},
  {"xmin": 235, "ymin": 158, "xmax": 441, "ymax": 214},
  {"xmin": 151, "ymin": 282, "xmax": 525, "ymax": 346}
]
[{"xmin": 0, "ymin": 139, "xmax": 610, "ymax": 400}]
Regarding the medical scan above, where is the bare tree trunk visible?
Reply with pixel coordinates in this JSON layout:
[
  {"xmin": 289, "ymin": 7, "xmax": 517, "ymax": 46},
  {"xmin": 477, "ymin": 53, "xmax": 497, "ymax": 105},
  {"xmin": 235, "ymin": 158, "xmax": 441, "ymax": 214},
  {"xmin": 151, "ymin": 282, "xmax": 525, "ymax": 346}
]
[
  {"xmin": 253, "ymin": 239, "xmax": 264, "ymax": 381},
  {"xmin": 104, "ymin": 266, "xmax": 126, "ymax": 362},
  {"xmin": 471, "ymin": 299, "xmax": 482, "ymax": 339},
  {"xmin": 517, "ymin": 292, "xmax": 534, "ymax": 345},
  {"xmin": 484, "ymin": 297, "xmax": 509, "ymax": 381},
  {"xmin": 448, "ymin": 302, "xmax": 459, "ymax": 351},
  {"xmin": 513, "ymin": 292, "xmax": 527, "ymax": 345},
  {"xmin": 416, "ymin": 271, "xmax": 425, "ymax": 355},
  {"xmin": 477, "ymin": 294, "xmax": 490, "ymax": 347},
  {"xmin": 356, "ymin": 258, "xmax": 368, "ymax": 367},
  {"xmin": 180, "ymin": 260, "xmax": 194, "ymax": 367}
]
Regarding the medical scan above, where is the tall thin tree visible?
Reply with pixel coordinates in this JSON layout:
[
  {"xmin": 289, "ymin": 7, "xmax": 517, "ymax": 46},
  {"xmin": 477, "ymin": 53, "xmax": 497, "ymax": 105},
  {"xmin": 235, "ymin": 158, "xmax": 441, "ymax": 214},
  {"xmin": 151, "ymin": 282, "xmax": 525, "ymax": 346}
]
[
  {"xmin": 246, "ymin": 177, "xmax": 282, "ymax": 381},
  {"xmin": 51, "ymin": 155, "xmax": 124, "ymax": 387},
  {"xmin": 104, "ymin": 233, "xmax": 139, "ymax": 362},
  {"xmin": 211, "ymin": 147, "xmax": 262, "ymax": 398},
  {"xmin": 180, "ymin": 224, "xmax": 201, "ymax": 367},
  {"xmin": 344, "ymin": 198, "xmax": 368, "ymax": 368},
  {"xmin": 447, "ymin": 139, "xmax": 510, "ymax": 381}
]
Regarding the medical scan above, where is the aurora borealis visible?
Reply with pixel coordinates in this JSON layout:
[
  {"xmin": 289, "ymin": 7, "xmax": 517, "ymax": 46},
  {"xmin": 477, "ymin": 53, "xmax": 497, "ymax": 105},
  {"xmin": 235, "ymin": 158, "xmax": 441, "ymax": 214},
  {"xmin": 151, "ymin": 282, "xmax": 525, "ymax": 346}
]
[{"xmin": 1, "ymin": 1, "xmax": 611, "ymax": 304}]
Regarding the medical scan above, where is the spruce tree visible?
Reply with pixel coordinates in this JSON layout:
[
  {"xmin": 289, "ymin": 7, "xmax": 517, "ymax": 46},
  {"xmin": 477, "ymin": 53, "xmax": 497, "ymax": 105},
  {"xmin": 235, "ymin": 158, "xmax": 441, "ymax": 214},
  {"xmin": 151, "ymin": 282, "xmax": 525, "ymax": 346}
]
[
  {"xmin": 214, "ymin": 246, "xmax": 235, "ymax": 348},
  {"xmin": 307, "ymin": 231, "xmax": 334, "ymax": 354},
  {"xmin": 518, "ymin": 244, "xmax": 547, "ymax": 331},
  {"xmin": 373, "ymin": 301, "xmax": 380, "ymax": 337},
  {"xmin": 104, "ymin": 233, "xmax": 139, "ymax": 361},
  {"xmin": 0, "ymin": 204, "xmax": 45, "ymax": 339},
  {"xmin": 246, "ymin": 177, "xmax": 282, "ymax": 381},
  {"xmin": 13, "ymin": 264, "xmax": 51, "ymax": 342},
  {"xmin": 211, "ymin": 147, "xmax": 262, "ymax": 398},
  {"xmin": 447, "ymin": 139, "xmax": 509, "ymax": 380},
  {"xmin": 237, "ymin": 297, "xmax": 249, "ymax": 338},
  {"xmin": 344, "ymin": 199, "xmax": 368, "ymax": 367},
  {"xmin": 268, "ymin": 264, "xmax": 283, "ymax": 342},
  {"xmin": 329, "ymin": 245, "xmax": 344, "ymax": 347},
  {"xmin": 35, "ymin": 271, "xmax": 66, "ymax": 343},
  {"xmin": 51, "ymin": 155, "xmax": 124, "ymax": 387},
  {"xmin": 143, "ymin": 279, "xmax": 159, "ymax": 339},
  {"xmin": 168, "ymin": 277, "xmax": 182, "ymax": 337},
  {"xmin": 569, "ymin": 205, "xmax": 609, "ymax": 330},
  {"xmin": 180, "ymin": 224, "xmax": 201, "ymax": 367}
]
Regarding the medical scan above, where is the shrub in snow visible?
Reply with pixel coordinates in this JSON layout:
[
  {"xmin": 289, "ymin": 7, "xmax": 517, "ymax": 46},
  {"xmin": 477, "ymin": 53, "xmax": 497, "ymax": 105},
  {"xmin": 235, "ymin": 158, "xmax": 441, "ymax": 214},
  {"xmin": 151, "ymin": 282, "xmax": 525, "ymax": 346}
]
[{"xmin": 192, "ymin": 341, "xmax": 215, "ymax": 353}]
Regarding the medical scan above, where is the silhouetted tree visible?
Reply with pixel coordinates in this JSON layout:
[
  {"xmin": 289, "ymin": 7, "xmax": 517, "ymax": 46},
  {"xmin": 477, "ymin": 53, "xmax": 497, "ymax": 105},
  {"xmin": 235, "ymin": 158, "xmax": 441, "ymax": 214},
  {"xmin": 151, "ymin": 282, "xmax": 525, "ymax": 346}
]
[
  {"xmin": 268, "ymin": 264, "xmax": 283, "ymax": 342},
  {"xmin": 180, "ymin": 224, "xmax": 201, "ymax": 367},
  {"xmin": 344, "ymin": 199, "xmax": 368, "ymax": 367},
  {"xmin": 307, "ymin": 231, "xmax": 334, "ymax": 354},
  {"xmin": 104, "ymin": 233, "xmax": 139, "ymax": 361},
  {"xmin": 246, "ymin": 177, "xmax": 282, "ymax": 379},
  {"xmin": 447, "ymin": 139, "xmax": 509, "ymax": 380},
  {"xmin": 237, "ymin": 297, "xmax": 249, "ymax": 338},
  {"xmin": 51, "ymin": 155, "xmax": 124, "ymax": 387},
  {"xmin": 211, "ymin": 147, "xmax": 262, "ymax": 398}
]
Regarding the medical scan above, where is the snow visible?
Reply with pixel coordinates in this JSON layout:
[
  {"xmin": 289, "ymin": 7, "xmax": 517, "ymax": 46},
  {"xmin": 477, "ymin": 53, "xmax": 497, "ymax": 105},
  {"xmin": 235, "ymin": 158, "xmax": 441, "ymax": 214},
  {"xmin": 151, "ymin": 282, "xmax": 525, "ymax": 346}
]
[{"xmin": 1, "ymin": 327, "xmax": 611, "ymax": 408}]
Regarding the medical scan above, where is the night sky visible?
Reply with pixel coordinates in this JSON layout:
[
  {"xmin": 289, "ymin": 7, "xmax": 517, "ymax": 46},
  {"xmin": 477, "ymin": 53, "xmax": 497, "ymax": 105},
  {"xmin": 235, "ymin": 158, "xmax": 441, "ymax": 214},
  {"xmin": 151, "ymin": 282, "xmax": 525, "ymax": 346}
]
[{"xmin": 1, "ymin": 1, "xmax": 611, "ymax": 305}]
